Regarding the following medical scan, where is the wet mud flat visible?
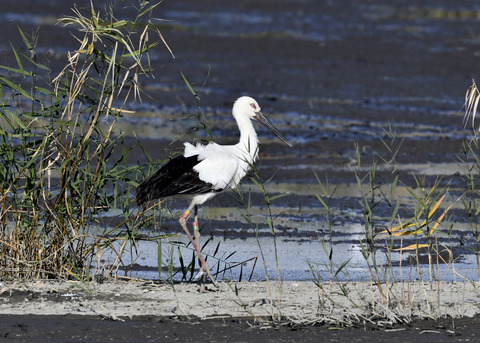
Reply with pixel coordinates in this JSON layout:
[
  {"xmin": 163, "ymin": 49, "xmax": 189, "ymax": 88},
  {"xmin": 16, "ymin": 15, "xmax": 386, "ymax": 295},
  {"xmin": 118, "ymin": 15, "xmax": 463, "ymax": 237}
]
[
  {"xmin": 109, "ymin": 0, "xmax": 480, "ymax": 281},
  {"xmin": 2, "ymin": 0, "xmax": 480, "ymax": 281}
]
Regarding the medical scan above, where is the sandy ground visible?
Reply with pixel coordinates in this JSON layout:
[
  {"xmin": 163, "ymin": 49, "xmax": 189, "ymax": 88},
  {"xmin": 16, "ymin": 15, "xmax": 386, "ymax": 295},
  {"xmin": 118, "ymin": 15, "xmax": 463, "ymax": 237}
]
[
  {"xmin": 1, "ymin": 279, "xmax": 480, "ymax": 319},
  {"xmin": 1, "ymin": 280, "xmax": 480, "ymax": 342}
]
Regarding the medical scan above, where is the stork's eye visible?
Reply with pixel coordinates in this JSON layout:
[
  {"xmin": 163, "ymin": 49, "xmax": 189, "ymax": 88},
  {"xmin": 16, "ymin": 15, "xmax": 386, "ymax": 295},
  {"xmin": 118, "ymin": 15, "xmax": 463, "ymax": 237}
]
[{"xmin": 250, "ymin": 103, "xmax": 257, "ymax": 110}]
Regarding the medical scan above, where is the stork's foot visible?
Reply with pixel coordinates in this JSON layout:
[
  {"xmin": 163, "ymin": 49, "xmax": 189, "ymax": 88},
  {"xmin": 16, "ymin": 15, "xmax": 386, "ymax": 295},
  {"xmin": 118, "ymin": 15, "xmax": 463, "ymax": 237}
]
[
  {"xmin": 193, "ymin": 263, "xmax": 218, "ymax": 289},
  {"xmin": 192, "ymin": 269, "xmax": 205, "ymax": 282},
  {"xmin": 194, "ymin": 273, "xmax": 217, "ymax": 293}
]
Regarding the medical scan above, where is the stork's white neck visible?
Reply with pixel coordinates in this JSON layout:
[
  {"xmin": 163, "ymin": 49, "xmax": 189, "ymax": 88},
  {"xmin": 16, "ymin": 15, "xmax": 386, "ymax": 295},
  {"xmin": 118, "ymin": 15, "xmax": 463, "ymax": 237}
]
[{"xmin": 234, "ymin": 112, "xmax": 259, "ymax": 164}]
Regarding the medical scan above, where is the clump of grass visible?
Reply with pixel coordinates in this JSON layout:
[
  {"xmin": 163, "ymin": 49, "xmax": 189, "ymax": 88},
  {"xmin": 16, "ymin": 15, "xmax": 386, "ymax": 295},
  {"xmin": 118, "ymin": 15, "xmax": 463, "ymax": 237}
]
[
  {"xmin": 306, "ymin": 122, "xmax": 470, "ymax": 326},
  {"xmin": 0, "ymin": 0, "xmax": 169, "ymax": 280}
]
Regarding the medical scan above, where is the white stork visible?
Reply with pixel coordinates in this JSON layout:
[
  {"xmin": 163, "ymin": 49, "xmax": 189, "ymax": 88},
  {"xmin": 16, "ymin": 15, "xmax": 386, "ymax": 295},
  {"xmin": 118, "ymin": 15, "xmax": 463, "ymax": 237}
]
[{"xmin": 136, "ymin": 96, "xmax": 292, "ymax": 285}]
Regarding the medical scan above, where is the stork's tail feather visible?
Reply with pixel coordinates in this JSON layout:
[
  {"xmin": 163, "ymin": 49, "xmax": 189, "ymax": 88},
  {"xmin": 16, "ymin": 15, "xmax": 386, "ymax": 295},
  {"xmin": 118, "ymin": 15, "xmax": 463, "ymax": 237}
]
[
  {"xmin": 135, "ymin": 166, "xmax": 170, "ymax": 206},
  {"xmin": 135, "ymin": 180, "xmax": 151, "ymax": 206}
]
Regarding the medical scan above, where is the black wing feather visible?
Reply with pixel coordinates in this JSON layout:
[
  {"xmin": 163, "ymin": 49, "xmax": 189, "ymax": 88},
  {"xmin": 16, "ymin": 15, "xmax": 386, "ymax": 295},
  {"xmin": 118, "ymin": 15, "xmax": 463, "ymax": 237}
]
[{"xmin": 136, "ymin": 155, "xmax": 218, "ymax": 205}]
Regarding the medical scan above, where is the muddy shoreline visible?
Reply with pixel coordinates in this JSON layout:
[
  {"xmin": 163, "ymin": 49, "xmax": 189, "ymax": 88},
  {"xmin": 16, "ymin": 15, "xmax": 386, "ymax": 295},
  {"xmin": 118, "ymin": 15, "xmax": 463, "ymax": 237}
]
[{"xmin": 1, "ymin": 279, "xmax": 480, "ymax": 342}]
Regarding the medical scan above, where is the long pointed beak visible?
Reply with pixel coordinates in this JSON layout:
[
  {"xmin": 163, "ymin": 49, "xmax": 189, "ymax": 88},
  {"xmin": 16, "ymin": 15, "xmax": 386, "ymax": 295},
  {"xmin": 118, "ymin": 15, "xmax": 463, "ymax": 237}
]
[{"xmin": 255, "ymin": 111, "xmax": 293, "ymax": 147}]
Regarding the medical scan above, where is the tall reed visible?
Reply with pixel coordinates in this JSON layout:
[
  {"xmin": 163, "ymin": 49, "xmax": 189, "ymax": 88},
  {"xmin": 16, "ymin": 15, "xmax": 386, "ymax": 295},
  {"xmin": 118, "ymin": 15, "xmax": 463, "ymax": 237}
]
[{"xmin": 0, "ymin": 0, "xmax": 168, "ymax": 280}]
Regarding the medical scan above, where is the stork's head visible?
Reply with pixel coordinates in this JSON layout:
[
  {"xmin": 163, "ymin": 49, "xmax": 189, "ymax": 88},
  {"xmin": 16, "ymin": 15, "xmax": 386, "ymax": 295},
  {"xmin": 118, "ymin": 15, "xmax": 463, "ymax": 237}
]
[
  {"xmin": 233, "ymin": 96, "xmax": 261, "ymax": 120},
  {"xmin": 233, "ymin": 96, "xmax": 292, "ymax": 147}
]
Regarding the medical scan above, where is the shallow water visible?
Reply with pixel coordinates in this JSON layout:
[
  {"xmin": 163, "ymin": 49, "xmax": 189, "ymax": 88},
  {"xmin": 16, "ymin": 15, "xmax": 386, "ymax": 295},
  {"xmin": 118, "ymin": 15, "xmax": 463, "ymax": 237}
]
[{"xmin": 3, "ymin": 0, "xmax": 480, "ymax": 282}]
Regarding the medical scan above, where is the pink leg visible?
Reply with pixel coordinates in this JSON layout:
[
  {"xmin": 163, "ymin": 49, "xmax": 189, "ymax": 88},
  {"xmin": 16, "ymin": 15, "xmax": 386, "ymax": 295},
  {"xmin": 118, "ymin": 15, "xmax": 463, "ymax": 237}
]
[{"xmin": 179, "ymin": 205, "xmax": 216, "ymax": 286}]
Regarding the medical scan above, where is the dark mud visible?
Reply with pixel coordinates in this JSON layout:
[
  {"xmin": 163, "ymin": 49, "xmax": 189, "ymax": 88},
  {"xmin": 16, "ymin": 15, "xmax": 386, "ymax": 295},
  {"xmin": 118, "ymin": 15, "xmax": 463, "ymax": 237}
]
[{"xmin": 0, "ymin": 314, "xmax": 478, "ymax": 343}]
